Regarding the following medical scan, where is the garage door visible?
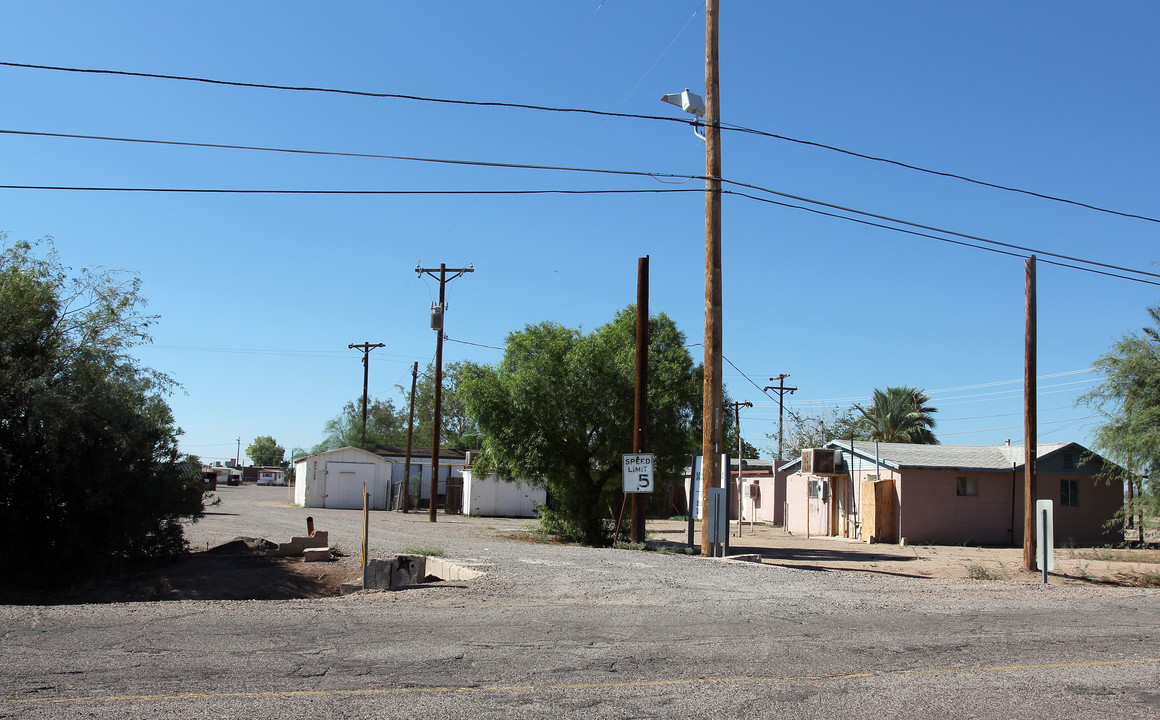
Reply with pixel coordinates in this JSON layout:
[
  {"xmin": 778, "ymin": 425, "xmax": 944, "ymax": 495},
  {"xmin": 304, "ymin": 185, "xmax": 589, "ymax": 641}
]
[{"xmin": 324, "ymin": 462, "xmax": 374, "ymax": 509}]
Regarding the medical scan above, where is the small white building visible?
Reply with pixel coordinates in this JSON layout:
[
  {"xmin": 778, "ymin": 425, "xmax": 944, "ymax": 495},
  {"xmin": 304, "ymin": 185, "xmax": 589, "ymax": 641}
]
[
  {"xmin": 462, "ymin": 468, "xmax": 545, "ymax": 517},
  {"xmin": 294, "ymin": 447, "xmax": 396, "ymax": 510},
  {"xmin": 256, "ymin": 466, "xmax": 286, "ymax": 486}
]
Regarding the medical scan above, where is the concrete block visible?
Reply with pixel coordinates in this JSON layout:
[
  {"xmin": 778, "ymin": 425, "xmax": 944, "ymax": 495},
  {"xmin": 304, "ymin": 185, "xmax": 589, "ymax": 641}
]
[
  {"xmin": 363, "ymin": 559, "xmax": 393, "ymax": 590},
  {"xmin": 721, "ymin": 553, "xmax": 761, "ymax": 563},
  {"xmin": 391, "ymin": 555, "xmax": 427, "ymax": 588},
  {"xmin": 303, "ymin": 547, "xmax": 333, "ymax": 562},
  {"xmin": 426, "ymin": 556, "xmax": 487, "ymax": 581}
]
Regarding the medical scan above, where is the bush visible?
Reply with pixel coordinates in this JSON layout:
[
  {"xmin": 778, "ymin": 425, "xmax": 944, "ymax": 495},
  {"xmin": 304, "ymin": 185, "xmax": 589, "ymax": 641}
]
[{"xmin": 0, "ymin": 236, "xmax": 205, "ymax": 589}]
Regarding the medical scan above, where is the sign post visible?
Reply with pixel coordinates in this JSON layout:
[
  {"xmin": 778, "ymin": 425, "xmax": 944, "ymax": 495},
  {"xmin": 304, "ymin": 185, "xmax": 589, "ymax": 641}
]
[
  {"xmin": 707, "ymin": 488, "xmax": 727, "ymax": 556},
  {"xmin": 1035, "ymin": 499, "xmax": 1054, "ymax": 583},
  {"xmin": 622, "ymin": 454, "xmax": 655, "ymax": 494}
]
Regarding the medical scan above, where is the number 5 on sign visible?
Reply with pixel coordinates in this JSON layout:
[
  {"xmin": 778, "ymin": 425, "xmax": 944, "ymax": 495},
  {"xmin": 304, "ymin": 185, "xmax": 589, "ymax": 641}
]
[{"xmin": 622, "ymin": 453, "xmax": 654, "ymax": 493}]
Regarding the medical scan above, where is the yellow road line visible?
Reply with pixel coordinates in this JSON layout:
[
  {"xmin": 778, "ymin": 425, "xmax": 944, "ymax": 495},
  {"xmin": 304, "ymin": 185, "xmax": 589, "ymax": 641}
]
[{"xmin": 7, "ymin": 658, "xmax": 1157, "ymax": 706}]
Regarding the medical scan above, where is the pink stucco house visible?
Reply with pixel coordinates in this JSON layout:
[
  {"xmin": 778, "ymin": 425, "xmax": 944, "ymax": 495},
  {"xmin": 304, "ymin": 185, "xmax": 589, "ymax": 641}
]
[{"xmin": 781, "ymin": 441, "xmax": 1123, "ymax": 546}]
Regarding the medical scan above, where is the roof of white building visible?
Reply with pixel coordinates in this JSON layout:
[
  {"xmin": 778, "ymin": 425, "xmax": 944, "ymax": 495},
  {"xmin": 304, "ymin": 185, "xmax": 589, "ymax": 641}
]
[{"xmin": 779, "ymin": 440, "xmax": 1096, "ymax": 473}]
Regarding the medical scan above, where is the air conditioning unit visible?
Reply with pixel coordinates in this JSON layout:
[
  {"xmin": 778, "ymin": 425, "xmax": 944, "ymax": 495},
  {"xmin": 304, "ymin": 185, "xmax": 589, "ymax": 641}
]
[{"xmin": 801, "ymin": 448, "xmax": 837, "ymax": 475}]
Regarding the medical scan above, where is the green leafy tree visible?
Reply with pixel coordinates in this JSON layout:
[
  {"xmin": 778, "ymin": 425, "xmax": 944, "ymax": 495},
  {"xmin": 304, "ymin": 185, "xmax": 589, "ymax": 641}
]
[
  {"xmin": 856, "ymin": 386, "xmax": 939, "ymax": 444},
  {"xmin": 406, "ymin": 361, "xmax": 481, "ymax": 450},
  {"xmin": 0, "ymin": 236, "xmax": 206, "ymax": 589},
  {"xmin": 460, "ymin": 307, "xmax": 699, "ymax": 545},
  {"xmin": 1079, "ymin": 303, "xmax": 1160, "ymax": 532},
  {"xmin": 246, "ymin": 435, "xmax": 285, "ymax": 466},
  {"xmin": 311, "ymin": 397, "xmax": 408, "ymax": 453}
]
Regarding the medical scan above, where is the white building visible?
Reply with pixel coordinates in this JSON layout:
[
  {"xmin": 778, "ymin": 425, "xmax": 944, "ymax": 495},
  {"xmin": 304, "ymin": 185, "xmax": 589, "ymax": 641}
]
[
  {"xmin": 462, "ymin": 468, "xmax": 545, "ymax": 517},
  {"xmin": 294, "ymin": 447, "xmax": 396, "ymax": 510}
]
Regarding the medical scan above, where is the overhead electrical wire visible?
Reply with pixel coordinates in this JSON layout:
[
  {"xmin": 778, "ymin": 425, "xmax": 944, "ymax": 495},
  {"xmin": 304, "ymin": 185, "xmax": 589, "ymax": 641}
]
[
  {"xmin": 3, "ymin": 180, "xmax": 1155, "ymax": 287},
  {"xmin": 2, "ymin": 128, "xmax": 1154, "ymax": 286},
  {"xmin": 719, "ymin": 122, "xmax": 1160, "ymax": 225},
  {"xmin": 3, "ymin": 60, "xmax": 1157, "ymax": 226}
]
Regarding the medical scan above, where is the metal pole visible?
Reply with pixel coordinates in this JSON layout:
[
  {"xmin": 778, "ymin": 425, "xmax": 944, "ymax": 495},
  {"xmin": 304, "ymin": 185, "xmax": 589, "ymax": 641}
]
[
  {"xmin": 1024, "ymin": 256, "xmax": 1038, "ymax": 571},
  {"xmin": 700, "ymin": 0, "xmax": 723, "ymax": 558},
  {"xmin": 361, "ymin": 481, "xmax": 369, "ymax": 589},
  {"xmin": 632, "ymin": 256, "xmax": 649, "ymax": 543},
  {"xmin": 1041, "ymin": 507, "xmax": 1048, "ymax": 584},
  {"xmin": 401, "ymin": 361, "xmax": 418, "ymax": 512},
  {"xmin": 687, "ymin": 455, "xmax": 696, "ymax": 552}
]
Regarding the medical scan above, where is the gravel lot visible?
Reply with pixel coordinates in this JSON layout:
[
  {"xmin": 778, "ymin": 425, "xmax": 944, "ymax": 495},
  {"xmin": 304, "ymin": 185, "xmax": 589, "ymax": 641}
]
[{"xmin": 1, "ymin": 484, "xmax": 1157, "ymax": 719}]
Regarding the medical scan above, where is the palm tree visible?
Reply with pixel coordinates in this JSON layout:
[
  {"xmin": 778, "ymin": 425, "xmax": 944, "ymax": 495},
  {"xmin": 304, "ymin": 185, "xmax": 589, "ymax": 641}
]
[{"xmin": 857, "ymin": 386, "xmax": 939, "ymax": 444}]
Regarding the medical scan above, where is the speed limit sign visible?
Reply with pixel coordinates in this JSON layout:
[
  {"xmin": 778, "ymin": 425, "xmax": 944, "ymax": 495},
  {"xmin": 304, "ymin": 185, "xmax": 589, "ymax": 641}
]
[{"xmin": 622, "ymin": 453, "xmax": 655, "ymax": 493}]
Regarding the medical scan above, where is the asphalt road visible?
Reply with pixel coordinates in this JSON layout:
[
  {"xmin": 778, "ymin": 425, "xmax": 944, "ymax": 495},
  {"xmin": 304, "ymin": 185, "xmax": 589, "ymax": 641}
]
[{"xmin": 1, "ymin": 485, "xmax": 1158, "ymax": 719}]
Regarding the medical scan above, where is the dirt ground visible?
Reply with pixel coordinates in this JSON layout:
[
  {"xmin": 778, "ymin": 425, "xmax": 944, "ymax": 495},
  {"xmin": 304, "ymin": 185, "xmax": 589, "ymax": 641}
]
[
  {"xmin": 21, "ymin": 516, "xmax": 1160, "ymax": 605},
  {"xmin": 645, "ymin": 520, "xmax": 1160, "ymax": 586},
  {"xmin": 27, "ymin": 538, "xmax": 361, "ymax": 605}
]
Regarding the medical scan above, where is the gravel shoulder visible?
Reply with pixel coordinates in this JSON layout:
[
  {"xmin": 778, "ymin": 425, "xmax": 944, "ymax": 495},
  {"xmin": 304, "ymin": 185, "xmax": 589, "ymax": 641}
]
[{"xmin": 32, "ymin": 484, "xmax": 1159, "ymax": 604}]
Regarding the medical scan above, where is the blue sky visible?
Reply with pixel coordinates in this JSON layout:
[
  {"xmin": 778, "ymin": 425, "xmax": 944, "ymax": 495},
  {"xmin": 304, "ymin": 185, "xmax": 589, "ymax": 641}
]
[{"xmin": 2, "ymin": 1, "xmax": 1157, "ymax": 464}]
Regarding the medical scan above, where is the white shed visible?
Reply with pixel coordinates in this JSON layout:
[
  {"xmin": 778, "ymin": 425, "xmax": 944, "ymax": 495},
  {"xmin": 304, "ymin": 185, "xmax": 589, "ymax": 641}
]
[
  {"xmin": 294, "ymin": 447, "xmax": 396, "ymax": 510},
  {"xmin": 462, "ymin": 468, "xmax": 546, "ymax": 517}
]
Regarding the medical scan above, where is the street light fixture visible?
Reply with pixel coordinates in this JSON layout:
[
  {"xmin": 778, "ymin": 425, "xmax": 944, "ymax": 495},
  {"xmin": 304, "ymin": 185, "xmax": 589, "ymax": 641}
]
[{"xmin": 660, "ymin": 89, "xmax": 706, "ymax": 140}]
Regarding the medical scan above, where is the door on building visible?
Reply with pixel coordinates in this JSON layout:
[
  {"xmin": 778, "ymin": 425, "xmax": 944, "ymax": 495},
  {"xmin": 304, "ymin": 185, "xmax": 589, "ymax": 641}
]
[{"xmin": 325, "ymin": 462, "xmax": 374, "ymax": 509}]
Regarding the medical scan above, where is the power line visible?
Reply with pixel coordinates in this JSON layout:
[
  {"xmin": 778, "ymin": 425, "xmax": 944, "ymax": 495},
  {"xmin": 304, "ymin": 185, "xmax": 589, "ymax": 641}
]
[
  {"xmin": 721, "ymin": 179, "xmax": 1160, "ymax": 281},
  {"xmin": 7, "ymin": 181, "xmax": 1138, "ymax": 286},
  {"xmin": 4, "ymin": 60, "xmax": 1156, "ymax": 225},
  {"xmin": 720, "ymin": 122, "xmax": 1160, "ymax": 225},
  {"xmin": 938, "ymin": 414, "xmax": 1102, "ymax": 437},
  {"xmin": 727, "ymin": 190, "xmax": 1159, "ymax": 286},
  {"xmin": 0, "ymin": 128, "xmax": 695, "ymax": 182},
  {"xmin": 0, "ymin": 60, "xmax": 697, "ymax": 126},
  {"xmin": 0, "ymin": 184, "xmax": 703, "ymax": 197},
  {"xmin": 4, "ymin": 128, "xmax": 1154, "ymax": 285},
  {"xmin": 443, "ymin": 335, "xmax": 504, "ymax": 351}
]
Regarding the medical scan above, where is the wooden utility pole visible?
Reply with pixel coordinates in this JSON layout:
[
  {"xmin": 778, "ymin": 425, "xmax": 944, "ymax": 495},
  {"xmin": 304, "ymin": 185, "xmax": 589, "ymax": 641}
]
[
  {"xmin": 1023, "ymin": 256, "xmax": 1037, "ymax": 571},
  {"xmin": 700, "ymin": 0, "xmax": 723, "ymax": 557},
  {"xmin": 416, "ymin": 263, "xmax": 474, "ymax": 523},
  {"xmin": 401, "ymin": 361, "xmax": 419, "ymax": 513},
  {"xmin": 348, "ymin": 342, "xmax": 385, "ymax": 446},
  {"xmin": 763, "ymin": 374, "xmax": 797, "ymax": 461},
  {"xmin": 728, "ymin": 399, "xmax": 752, "ymax": 536},
  {"xmin": 632, "ymin": 256, "xmax": 650, "ymax": 543}
]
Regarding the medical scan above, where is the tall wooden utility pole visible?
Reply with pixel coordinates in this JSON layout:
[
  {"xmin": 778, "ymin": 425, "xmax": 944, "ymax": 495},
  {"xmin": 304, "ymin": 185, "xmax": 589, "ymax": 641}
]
[
  {"xmin": 700, "ymin": 0, "xmax": 723, "ymax": 557},
  {"xmin": 348, "ymin": 342, "xmax": 385, "ymax": 446},
  {"xmin": 763, "ymin": 374, "xmax": 797, "ymax": 461},
  {"xmin": 416, "ymin": 263, "xmax": 474, "ymax": 523},
  {"xmin": 1023, "ymin": 256, "xmax": 1037, "ymax": 571},
  {"xmin": 728, "ymin": 399, "xmax": 752, "ymax": 536},
  {"xmin": 401, "ymin": 361, "xmax": 419, "ymax": 513},
  {"xmin": 632, "ymin": 256, "xmax": 650, "ymax": 543}
]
